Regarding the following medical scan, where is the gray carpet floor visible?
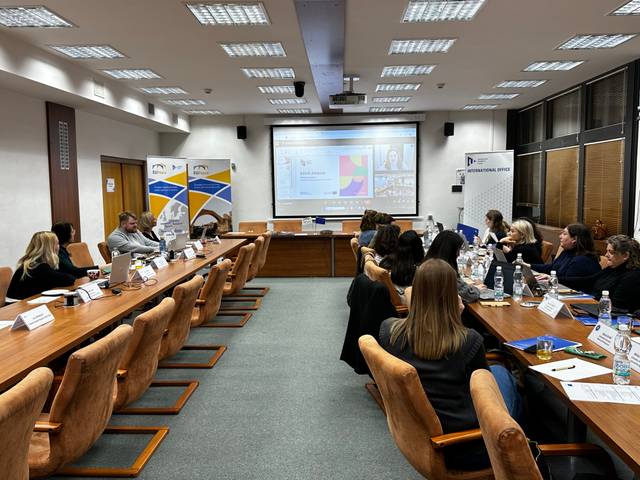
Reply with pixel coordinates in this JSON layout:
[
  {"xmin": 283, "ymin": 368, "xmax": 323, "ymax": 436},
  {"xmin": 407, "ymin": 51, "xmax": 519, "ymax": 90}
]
[{"xmin": 53, "ymin": 277, "xmax": 419, "ymax": 479}]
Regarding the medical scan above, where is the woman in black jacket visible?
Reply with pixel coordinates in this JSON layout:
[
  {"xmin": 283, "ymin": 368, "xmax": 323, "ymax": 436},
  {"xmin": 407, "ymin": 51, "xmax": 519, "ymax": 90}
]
[
  {"xmin": 497, "ymin": 219, "xmax": 543, "ymax": 264},
  {"xmin": 51, "ymin": 222, "xmax": 99, "ymax": 278}
]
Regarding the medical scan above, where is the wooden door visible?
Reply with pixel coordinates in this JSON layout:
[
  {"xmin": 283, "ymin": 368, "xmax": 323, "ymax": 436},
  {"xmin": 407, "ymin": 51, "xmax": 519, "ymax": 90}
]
[
  {"xmin": 101, "ymin": 162, "xmax": 124, "ymax": 238},
  {"xmin": 122, "ymin": 164, "xmax": 144, "ymax": 217}
]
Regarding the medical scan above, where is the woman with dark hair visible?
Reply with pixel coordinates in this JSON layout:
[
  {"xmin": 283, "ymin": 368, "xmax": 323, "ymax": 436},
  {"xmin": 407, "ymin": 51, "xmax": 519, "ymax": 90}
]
[
  {"xmin": 482, "ymin": 210, "xmax": 509, "ymax": 245},
  {"xmin": 358, "ymin": 210, "xmax": 378, "ymax": 247},
  {"xmin": 51, "ymin": 222, "xmax": 99, "ymax": 278},
  {"xmin": 370, "ymin": 224, "xmax": 400, "ymax": 264},
  {"xmin": 563, "ymin": 235, "xmax": 640, "ymax": 311},
  {"xmin": 426, "ymin": 230, "xmax": 480, "ymax": 303},
  {"xmin": 380, "ymin": 230, "xmax": 424, "ymax": 293},
  {"xmin": 530, "ymin": 223, "xmax": 600, "ymax": 278},
  {"xmin": 379, "ymin": 259, "xmax": 521, "ymax": 471}
]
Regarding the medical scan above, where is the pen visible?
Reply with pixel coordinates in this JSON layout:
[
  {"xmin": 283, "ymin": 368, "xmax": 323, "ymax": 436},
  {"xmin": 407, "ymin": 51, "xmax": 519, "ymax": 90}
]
[{"xmin": 552, "ymin": 365, "xmax": 576, "ymax": 371}]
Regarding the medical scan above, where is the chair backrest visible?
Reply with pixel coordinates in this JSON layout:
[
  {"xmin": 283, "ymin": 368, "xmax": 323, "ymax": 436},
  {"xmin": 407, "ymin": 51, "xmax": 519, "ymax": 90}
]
[
  {"xmin": 97, "ymin": 242, "xmax": 111, "ymax": 263},
  {"xmin": 364, "ymin": 261, "xmax": 405, "ymax": 309},
  {"xmin": 358, "ymin": 335, "xmax": 448, "ymax": 479},
  {"xmin": 159, "ymin": 275, "xmax": 205, "ymax": 360},
  {"xmin": 67, "ymin": 242, "xmax": 95, "ymax": 268},
  {"xmin": 272, "ymin": 219, "xmax": 302, "ymax": 233},
  {"xmin": 0, "ymin": 266, "xmax": 12, "ymax": 306},
  {"xmin": 238, "ymin": 221, "xmax": 268, "ymax": 233},
  {"xmin": 115, "ymin": 298, "xmax": 176, "ymax": 410},
  {"xmin": 192, "ymin": 259, "xmax": 232, "ymax": 327},
  {"xmin": 226, "ymin": 243, "xmax": 255, "ymax": 295},
  {"xmin": 256, "ymin": 231, "xmax": 272, "ymax": 271},
  {"xmin": 350, "ymin": 237, "xmax": 359, "ymax": 261},
  {"xmin": 394, "ymin": 220, "xmax": 413, "ymax": 233},
  {"xmin": 541, "ymin": 241, "xmax": 554, "ymax": 263},
  {"xmin": 0, "ymin": 367, "xmax": 53, "ymax": 480},
  {"xmin": 47, "ymin": 324, "xmax": 132, "ymax": 473},
  {"xmin": 246, "ymin": 236, "xmax": 265, "ymax": 282},
  {"xmin": 342, "ymin": 220, "xmax": 361, "ymax": 233},
  {"xmin": 470, "ymin": 369, "xmax": 542, "ymax": 480},
  {"xmin": 600, "ymin": 255, "xmax": 608, "ymax": 269}
]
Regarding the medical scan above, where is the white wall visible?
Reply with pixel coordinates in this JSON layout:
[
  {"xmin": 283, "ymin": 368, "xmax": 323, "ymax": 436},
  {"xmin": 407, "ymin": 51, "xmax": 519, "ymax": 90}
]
[{"xmin": 160, "ymin": 111, "xmax": 507, "ymax": 230}]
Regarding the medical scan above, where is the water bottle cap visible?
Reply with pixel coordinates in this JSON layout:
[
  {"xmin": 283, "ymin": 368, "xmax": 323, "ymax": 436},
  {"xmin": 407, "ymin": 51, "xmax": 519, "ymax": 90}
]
[
  {"xmin": 550, "ymin": 270, "xmax": 556, "ymax": 275},
  {"xmin": 603, "ymin": 290, "xmax": 609, "ymax": 296},
  {"xmin": 496, "ymin": 266, "xmax": 502, "ymax": 272},
  {"xmin": 515, "ymin": 265, "xmax": 521, "ymax": 270}
]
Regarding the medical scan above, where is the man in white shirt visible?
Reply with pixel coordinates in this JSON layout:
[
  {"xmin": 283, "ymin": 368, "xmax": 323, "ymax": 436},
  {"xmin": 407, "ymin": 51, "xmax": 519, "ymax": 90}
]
[{"xmin": 107, "ymin": 211, "xmax": 158, "ymax": 254}]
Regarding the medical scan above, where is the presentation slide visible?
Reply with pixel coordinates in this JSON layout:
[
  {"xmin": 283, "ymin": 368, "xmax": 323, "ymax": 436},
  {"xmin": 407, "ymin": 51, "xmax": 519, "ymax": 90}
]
[{"xmin": 272, "ymin": 123, "xmax": 418, "ymax": 217}]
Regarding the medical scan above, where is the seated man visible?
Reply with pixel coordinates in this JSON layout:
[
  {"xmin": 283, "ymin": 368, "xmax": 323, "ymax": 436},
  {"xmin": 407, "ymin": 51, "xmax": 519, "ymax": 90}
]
[{"xmin": 107, "ymin": 211, "xmax": 158, "ymax": 254}]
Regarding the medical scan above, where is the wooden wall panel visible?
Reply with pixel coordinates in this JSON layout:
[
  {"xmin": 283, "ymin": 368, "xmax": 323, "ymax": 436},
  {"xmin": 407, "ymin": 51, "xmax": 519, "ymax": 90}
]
[
  {"xmin": 122, "ymin": 163, "xmax": 145, "ymax": 218},
  {"xmin": 258, "ymin": 237, "xmax": 332, "ymax": 276}
]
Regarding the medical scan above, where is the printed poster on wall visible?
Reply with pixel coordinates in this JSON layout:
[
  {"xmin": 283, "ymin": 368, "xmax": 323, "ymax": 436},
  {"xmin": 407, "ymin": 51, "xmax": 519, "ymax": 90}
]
[
  {"xmin": 463, "ymin": 151, "xmax": 514, "ymax": 232},
  {"xmin": 188, "ymin": 159, "xmax": 232, "ymax": 231},
  {"xmin": 146, "ymin": 156, "xmax": 190, "ymax": 238}
]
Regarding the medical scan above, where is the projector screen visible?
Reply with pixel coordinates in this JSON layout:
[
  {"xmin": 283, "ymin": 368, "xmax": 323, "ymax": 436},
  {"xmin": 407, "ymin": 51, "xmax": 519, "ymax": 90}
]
[{"xmin": 271, "ymin": 123, "xmax": 418, "ymax": 218}]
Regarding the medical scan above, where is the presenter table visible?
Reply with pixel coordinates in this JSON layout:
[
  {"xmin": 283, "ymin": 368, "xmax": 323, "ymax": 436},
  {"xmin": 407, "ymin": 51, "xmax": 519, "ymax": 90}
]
[
  {"xmin": 468, "ymin": 299, "xmax": 640, "ymax": 475},
  {"xmin": 0, "ymin": 238, "xmax": 246, "ymax": 391}
]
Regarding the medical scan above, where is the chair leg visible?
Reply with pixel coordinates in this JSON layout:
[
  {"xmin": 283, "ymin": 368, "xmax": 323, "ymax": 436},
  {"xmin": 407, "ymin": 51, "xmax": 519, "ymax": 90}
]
[
  {"xmin": 158, "ymin": 344, "xmax": 226, "ymax": 369},
  {"xmin": 197, "ymin": 312, "xmax": 252, "ymax": 328},
  {"xmin": 365, "ymin": 382, "xmax": 386, "ymax": 416},
  {"xmin": 227, "ymin": 286, "xmax": 270, "ymax": 298},
  {"xmin": 116, "ymin": 380, "xmax": 199, "ymax": 415},
  {"xmin": 220, "ymin": 296, "xmax": 262, "ymax": 311},
  {"xmin": 57, "ymin": 426, "xmax": 169, "ymax": 477}
]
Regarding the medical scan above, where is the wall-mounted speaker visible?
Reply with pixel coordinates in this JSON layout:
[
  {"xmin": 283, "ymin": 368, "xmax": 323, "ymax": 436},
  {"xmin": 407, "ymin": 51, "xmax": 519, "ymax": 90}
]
[
  {"xmin": 147, "ymin": 102, "xmax": 155, "ymax": 116},
  {"xmin": 237, "ymin": 125, "xmax": 247, "ymax": 140},
  {"xmin": 444, "ymin": 122, "xmax": 454, "ymax": 137}
]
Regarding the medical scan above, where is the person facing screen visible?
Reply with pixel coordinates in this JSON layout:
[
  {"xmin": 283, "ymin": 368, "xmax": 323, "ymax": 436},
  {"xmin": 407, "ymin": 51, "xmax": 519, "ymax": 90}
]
[
  {"xmin": 378, "ymin": 259, "xmax": 521, "ymax": 471},
  {"xmin": 482, "ymin": 209, "xmax": 509, "ymax": 245},
  {"xmin": 358, "ymin": 210, "xmax": 378, "ymax": 247},
  {"xmin": 497, "ymin": 219, "xmax": 543, "ymax": 264},
  {"xmin": 379, "ymin": 230, "xmax": 424, "ymax": 296},
  {"xmin": 7, "ymin": 231, "xmax": 76, "ymax": 300},
  {"xmin": 370, "ymin": 224, "xmax": 400, "ymax": 264},
  {"xmin": 51, "ymin": 222, "xmax": 99, "ymax": 279}
]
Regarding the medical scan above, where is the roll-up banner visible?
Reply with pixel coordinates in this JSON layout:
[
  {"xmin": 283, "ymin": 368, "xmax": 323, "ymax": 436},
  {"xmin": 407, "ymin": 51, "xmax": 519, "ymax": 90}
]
[
  {"xmin": 146, "ymin": 156, "xmax": 190, "ymax": 237},
  {"xmin": 463, "ymin": 151, "xmax": 514, "ymax": 232},
  {"xmin": 187, "ymin": 159, "xmax": 232, "ymax": 229}
]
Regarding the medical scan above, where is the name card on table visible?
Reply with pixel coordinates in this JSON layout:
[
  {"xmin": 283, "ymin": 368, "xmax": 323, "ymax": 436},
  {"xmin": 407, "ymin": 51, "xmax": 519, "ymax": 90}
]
[
  {"xmin": 151, "ymin": 256, "xmax": 168, "ymax": 269},
  {"xmin": 522, "ymin": 284, "xmax": 534, "ymax": 297},
  {"xmin": 193, "ymin": 240, "xmax": 203, "ymax": 251},
  {"xmin": 76, "ymin": 282, "xmax": 104, "ymax": 303},
  {"xmin": 211, "ymin": 236, "xmax": 221, "ymax": 245},
  {"xmin": 132, "ymin": 265, "xmax": 156, "ymax": 282},
  {"xmin": 538, "ymin": 297, "xmax": 575, "ymax": 319},
  {"xmin": 182, "ymin": 247, "xmax": 196, "ymax": 260},
  {"xmin": 216, "ymin": 256, "xmax": 225, "ymax": 265},
  {"xmin": 11, "ymin": 305, "xmax": 54, "ymax": 331}
]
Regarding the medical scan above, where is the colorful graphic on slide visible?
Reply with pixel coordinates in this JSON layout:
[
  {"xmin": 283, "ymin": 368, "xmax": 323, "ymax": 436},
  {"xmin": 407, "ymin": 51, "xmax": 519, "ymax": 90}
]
[{"xmin": 339, "ymin": 154, "xmax": 368, "ymax": 196}]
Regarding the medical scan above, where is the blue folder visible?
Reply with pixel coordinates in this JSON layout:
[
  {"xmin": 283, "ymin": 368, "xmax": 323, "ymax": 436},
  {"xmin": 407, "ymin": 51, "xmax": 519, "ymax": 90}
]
[
  {"xmin": 456, "ymin": 223, "xmax": 479, "ymax": 243},
  {"xmin": 505, "ymin": 336, "xmax": 581, "ymax": 352}
]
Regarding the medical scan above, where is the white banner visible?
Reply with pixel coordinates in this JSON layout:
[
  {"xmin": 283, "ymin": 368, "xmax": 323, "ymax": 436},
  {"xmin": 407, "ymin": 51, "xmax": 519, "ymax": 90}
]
[
  {"xmin": 463, "ymin": 151, "xmax": 514, "ymax": 232},
  {"xmin": 147, "ymin": 156, "xmax": 190, "ymax": 238}
]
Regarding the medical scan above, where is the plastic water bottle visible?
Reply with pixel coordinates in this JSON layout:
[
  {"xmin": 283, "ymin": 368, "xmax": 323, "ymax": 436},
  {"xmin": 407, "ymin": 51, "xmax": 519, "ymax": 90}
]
[
  {"xmin": 485, "ymin": 244, "xmax": 494, "ymax": 271},
  {"xmin": 476, "ymin": 258, "xmax": 485, "ymax": 282},
  {"xmin": 548, "ymin": 270, "xmax": 559, "ymax": 300},
  {"xmin": 598, "ymin": 290, "xmax": 612, "ymax": 326},
  {"xmin": 111, "ymin": 249, "xmax": 119, "ymax": 259},
  {"xmin": 515, "ymin": 253, "xmax": 524, "ymax": 265},
  {"xmin": 457, "ymin": 254, "xmax": 467, "ymax": 277},
  {"xmin": 159, "ymin": 239, "xmax": 167, "ymax": 254},
  {"xmin": 613, "ymin": 318, "xmax": 632, "ymax": 385},
  {"xmin": 513, "ymin": 265, "xmax": 524, "ymax": 302},
  {"xmin": 494, "ymin": 266, "xmax": 504, "ymax": 301}
]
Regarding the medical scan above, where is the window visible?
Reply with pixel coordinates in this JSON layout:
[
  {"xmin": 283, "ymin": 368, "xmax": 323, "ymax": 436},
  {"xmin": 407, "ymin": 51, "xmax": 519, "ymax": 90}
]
[
  {"xmin": 514, "ymin": 152, "xmax": 543, "ymax": 222},
  {"xmin": 587, "ymin": 70, "xmax": 626, "ymax": 129},
  {"xmin": 518, "ymin": 104, "xmax": 543, "ymax": 144},
  {"xmin": 544, "ymin": 147, "xmax": 578, "ymax": 227},
  {"xmin": 549, "ymin": 89, "xmax": 580, "ymax": 138},
  {"xmin": 583, "ymin": 140, "xmax": 624, "ymax": 235}
]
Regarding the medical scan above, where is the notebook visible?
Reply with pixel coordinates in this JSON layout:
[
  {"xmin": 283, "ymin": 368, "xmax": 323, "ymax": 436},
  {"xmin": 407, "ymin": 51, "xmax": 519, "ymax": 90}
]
[{"xmin": 505, "ymin": 336, "xmax": 581, "ymax": 352}]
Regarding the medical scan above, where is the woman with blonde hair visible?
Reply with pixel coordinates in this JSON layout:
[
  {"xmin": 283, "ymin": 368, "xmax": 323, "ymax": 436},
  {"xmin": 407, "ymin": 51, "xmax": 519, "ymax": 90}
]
[
  {"xmin": 138, "ymin": 211, "xmax": 160, "ymax": 242},
  {"xmin": 497, "ymin": 218, "xmax": 543, "ymax": 264},
  {"xmin": 379, "ymin": 259, "xmax": 521, "ymax": 470},
  {"xmin": 7, "ymin": 231, "xmax": 75, "ymax": 300}
]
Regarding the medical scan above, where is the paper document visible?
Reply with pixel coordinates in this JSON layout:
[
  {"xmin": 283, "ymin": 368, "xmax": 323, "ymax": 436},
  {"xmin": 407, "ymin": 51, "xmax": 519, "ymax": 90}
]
[
  {"xmin": 561, "ymin": 382, "xmax": 640, "ymax": 405},
  {"xmin": 529, "ymin": 358, "xmax": 612, "ymax": 381},
  {"xmin": 0, "ymin": 320, "xmax": 14, "ymax": 330},
  {"xmin": 27, "ymin": 296, "xmax": 60, "ymax": 305}
]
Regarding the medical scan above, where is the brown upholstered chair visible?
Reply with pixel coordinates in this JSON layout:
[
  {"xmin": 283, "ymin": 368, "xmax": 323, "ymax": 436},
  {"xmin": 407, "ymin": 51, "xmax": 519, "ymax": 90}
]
[
  {"xmin": 158, "ymin": 275, "xmax": 226, "ymax": 369},
  {"xmin": 364, "ymin": 261, "xmax": 408, "ymax": 316},
  {"xmin": 0, "ymin": 266, "xmax": 12, "ymax": 306},
  {"xmin": 97, "ymin": 241, "xmax": 111, "ymax": 263},
  {"xmin": 272, "ymin": 219, "xmax": 302, "ymax": 232},
  {"xmin": 358, "ymin": 335, "xmax": 493, "ymax": 480},
  {"xmin": 342, "ymin": 220, "xmax": 361, "ymax": 233},
  {"xmin": 541, "ymin": 241, "xmax": 554, "ymax": 263},
  {"xmin": 218, "ymin": 243, "xmax": 260, "ymax": 319},
  {"xmin": 0, "ymin": 367, "xmax": 53, "ymax": 480},
  {"xmin": 233, "ymin": 230, "xmax": 272, "ymax": 298},
  {"xmin": 66, "ymin": 242, "xmax": 95, "ymax": 268},
  {"xmin": 220, "ymin": 235, "xmax": 267, "ymax": 309},
  {"xmin": 350, "ymin": 237, "xmax": 359, "ymax": 262},
  {"xmin": 394, "ymin": 220, "xmax": 413, "ymax": 232},
  {"xmin": 238, "ymin": 221, "xmax": 267, "ymax": 233},
  {"xmin": 470, "ymin": 369, "xmax": 615, "ymax": 480}
]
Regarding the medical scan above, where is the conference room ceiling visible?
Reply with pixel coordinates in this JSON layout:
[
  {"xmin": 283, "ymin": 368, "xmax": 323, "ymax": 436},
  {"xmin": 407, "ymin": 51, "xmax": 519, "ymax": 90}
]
[{"xmin": 1, "ymin": 0, "xmax": 639, "ymax": 115}]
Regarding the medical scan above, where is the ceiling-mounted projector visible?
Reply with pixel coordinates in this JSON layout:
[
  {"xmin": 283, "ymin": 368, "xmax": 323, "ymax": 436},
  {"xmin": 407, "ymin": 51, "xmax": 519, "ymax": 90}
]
[{"xmin": 329, "ymin": 74, "xmax": 366, "ymax": 109}]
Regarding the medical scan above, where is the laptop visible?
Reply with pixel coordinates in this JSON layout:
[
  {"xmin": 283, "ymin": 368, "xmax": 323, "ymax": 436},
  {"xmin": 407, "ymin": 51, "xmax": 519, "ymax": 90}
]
[
  {"xmin": 493, "ymin": 248, "xmax": 508, "ymax": 263},
  {"xmin": 482, "ymin": 261, "xmax": 539, "ymax": 297},
  {"xmin": 169, "ymin": 232, "xmax": 188, "ymax": 252},
  {"xmin": 108, "ymin": 252, "xmax": 132, "ymax": 287},
  {"xmin": 436, "ymin": 222, "xmax": 444, "ymax": 233}
]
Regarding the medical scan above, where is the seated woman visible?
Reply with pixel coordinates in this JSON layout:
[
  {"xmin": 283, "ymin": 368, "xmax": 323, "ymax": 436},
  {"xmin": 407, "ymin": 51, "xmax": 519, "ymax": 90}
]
[
  {"xmin": 497, "ymin": 219, "xmax": 543, "ymax": 264},
  {"xmin": 481, "ymin": 209, "xmax": 509, "ymax": 245},
  {"xmin": 426, "ymin": 230, "xmax": 480, "ymax": 303},
  {"xmin": 530, "ymin": 223, "xmax": 600, "ymax": 278},
  {"xmin": 519, "ymin": 216, "xmax": 544, "ymax": 255},
  {"xmin": 358, "ymin": 209, "xmax": 377, "ymax": 247},
  {"xmin": 563, "ymin": 235, "xmax": 640, "ymax": 312},
  {"xmin": 138, "ymin": 211, "xmax": 160, "ymax": 242},
  {"xmin": 51, "ymin": 222, "xmax": 99, "ymax": 279},
  {"xmin": 370, "ymin": 224, "xmax": 400, "ymax": 264},
  {"xmin": 379, "ymin": 259, "xmax": 521, "ymax": 471},
  {"xmin": 379, "ymin": 230, "xmax": 424, "ymax": 302},
  {"xmin": 7, "ymin": 231, "xmax": 76, "ymax": 300}
]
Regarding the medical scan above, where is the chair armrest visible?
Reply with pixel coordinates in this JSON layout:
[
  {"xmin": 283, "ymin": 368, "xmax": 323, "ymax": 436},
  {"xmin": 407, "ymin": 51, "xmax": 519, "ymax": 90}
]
[
  {"xmin": 431, "ymin": 428, "xmax": 482, "ymax": 449},
  {"xmin": 395, "ymin": 305, "xmax": 409, "ymax": 316},
  {"xmin": 117, "ymin": 369, "xmax": 128, "ymax": 379},
  {"xmin": 538, "ymin": 443, "xmax": 605, "ymax": 457},
  {"xmin": 35, "ymin": 421, "xmax": 63, "ymax": 434},
  {"xmin": 195, "ymin": 299, "xmax": 206, "ymax": 306}
]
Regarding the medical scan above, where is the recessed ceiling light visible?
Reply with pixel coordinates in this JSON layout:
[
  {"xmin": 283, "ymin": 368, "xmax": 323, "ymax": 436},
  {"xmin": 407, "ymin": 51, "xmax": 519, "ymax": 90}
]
[
  {"xmin": 49, "ymin": 45, "xmax": 125, "ymax": 59},
  {"xmin": 389, "ymin": 39, "xmax": 456, "ymax": 54},
  {"xmin": 370, "ymin": 107, "xmax": 404, "ymax": 112},
  {"xmin": 140, "ymin": 87, "xmax": 189, "ymax": 95},
  {"xmin": 495, "ymin": 80, "xmax": 547, "ymax": 88},
  {"xmin": 258, "ymin": 85, "xmax": 295, "ymax": 94},
  {"xmin": 373, "ymin": 96, "xmax": 412, "ymax": 103},
  {"xmin": 277, "ymin": 108, "xmax": 311, "ymax": 114},
  {"xmin": 164, "ymin": 99, "xmax": 206, "ymax": 106},
  {"xmin": 610, "ymin": 0, "xmax": 640, "ymax": 15},
  {"xmin": 464, "ymin": 104, "xmax": 499, "ymax": 110},
  {"xmin": 269, "ymin": 98, "xmax": 307, "ymax": 105},
  {"xmin": 102, "ymin": 69, "xmax": 162, "ymax": 80},
  {"xmin": 0, "ymin": 6, "xmax": 73, "ymax": 27},
  {"xmin": 376, "ymin": 83, "xmax": 421, "ymax": 92},
  {"xmin": 344, "ymin": 76, "xmax": 360, "ymax": 82},
  {"xmin": 478, "ymin": 93, "xmax": 519, "ymax": 100},
  {"xmin": 184, "ymin": 109, "xmax": 222, "ymax": 115},
  {"xmin": 524, "ymin": 61, "xmax": 584, "ymax": 72},
  {"xmin": 241, "ymin": 68, "xmax": 295, "ymax": 79},
  {"xmin": 557, "ymin": 34, "xmax": 637, "ymax": 49},
  {"xmin": 381, "ymin": 65, "xmax": 436, "ymax": 77},
  {"xmin": 186, "ymin": 2, "xmax": 269, "ymax": 25},
  {"xmin": 220, "ymin": 42, "xmax": 285, "ymax": 57},
  {"xmin": 402, "ymin": 0, "xmax": 485, "ymax": 22}
]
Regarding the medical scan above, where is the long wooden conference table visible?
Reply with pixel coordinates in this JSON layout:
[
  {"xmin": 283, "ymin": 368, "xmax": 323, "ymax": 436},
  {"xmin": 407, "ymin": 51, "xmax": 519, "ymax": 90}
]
[
  {"xmin": 0, "ymin": 238, "xmax": 246, "ymax": 392},
  {"xmin": 469, "ymin": 298, "xmax": 640, "ymax": 475}
]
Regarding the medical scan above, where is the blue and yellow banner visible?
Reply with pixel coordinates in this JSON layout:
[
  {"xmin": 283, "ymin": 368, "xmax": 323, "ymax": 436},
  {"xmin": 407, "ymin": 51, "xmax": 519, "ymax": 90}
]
[
  {"xmin": 188, "ymin": 159, "xmax": 232, "ymax": 228},
  {"xmin": 146, "ymin": 156, "xmax": 190, "ymax": 237}
]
